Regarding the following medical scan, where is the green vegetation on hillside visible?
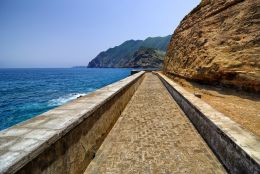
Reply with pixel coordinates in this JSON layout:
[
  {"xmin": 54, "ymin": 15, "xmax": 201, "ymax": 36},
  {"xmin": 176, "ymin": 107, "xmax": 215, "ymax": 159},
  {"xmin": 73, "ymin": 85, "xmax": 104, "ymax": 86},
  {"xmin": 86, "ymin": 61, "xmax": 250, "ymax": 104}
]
[
  {"xmin": 88, "ymin": 35, "xmax": 171, "ymax": 68},
  {"xmin": 124, "ymin": 47, "xmax": 165, "ymax": 68}
]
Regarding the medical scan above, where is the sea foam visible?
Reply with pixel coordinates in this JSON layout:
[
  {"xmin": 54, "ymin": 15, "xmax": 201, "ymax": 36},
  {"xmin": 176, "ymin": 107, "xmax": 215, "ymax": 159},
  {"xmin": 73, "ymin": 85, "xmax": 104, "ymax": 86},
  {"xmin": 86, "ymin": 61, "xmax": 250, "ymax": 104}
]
[{"xmin": 48, "ymin": 93, "xmax": 87, "ymax": 106}]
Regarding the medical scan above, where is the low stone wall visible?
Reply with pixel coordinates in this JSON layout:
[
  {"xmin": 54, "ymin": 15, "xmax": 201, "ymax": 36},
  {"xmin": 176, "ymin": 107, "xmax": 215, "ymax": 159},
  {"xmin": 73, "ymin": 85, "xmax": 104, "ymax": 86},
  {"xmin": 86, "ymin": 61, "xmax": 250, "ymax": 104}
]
[
  {"xmin": 0, "ymin": 71, "xmax": 145, "ymax": 174},
  {"xmin": 157, "ymin": 72, "xmax": 260, "ymax": 174}
]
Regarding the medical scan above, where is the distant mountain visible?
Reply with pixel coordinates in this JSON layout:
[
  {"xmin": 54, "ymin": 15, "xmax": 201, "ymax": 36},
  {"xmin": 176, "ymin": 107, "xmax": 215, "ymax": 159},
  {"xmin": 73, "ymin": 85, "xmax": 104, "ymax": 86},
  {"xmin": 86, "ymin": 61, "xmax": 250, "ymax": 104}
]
[
  {"xmin": 88, "ymin": 35, "xmax": 171, "ymax": 68},
  {"xmin": 124, "ymin": 47, "xmax": 165, "ymax": 68}
]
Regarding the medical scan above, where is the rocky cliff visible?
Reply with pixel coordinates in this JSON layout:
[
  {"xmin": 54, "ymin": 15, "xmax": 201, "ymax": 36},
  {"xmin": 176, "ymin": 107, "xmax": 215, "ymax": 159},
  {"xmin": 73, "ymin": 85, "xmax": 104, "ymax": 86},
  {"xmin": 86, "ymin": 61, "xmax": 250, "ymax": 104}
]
[
  {"xmin": 164, "ymin": 0, "xmax": 260, "ymax": 92},
  {"xmin": 124, "ymin": 47, "xmax": 165, "ymax": 68},
  {"xmin": 88, "ymin": 35, "xmax": 171, "ymax": 68}
]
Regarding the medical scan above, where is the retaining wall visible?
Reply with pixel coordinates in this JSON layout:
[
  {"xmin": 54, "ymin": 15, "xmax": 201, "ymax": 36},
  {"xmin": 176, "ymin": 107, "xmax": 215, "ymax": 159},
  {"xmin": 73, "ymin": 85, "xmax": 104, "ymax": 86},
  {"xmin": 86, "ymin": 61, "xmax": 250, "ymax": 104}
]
[{"xmin": 157, "ymin": 72, "xmax": 260, "ymax": 174}]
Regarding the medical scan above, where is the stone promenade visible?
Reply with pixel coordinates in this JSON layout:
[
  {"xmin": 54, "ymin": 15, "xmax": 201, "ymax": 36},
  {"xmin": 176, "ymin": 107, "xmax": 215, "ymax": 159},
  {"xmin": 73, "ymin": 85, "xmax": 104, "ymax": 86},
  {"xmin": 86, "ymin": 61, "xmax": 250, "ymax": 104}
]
[{"xmin": 84, "ymin": 73, "xmax": 226, "ymax": 174}]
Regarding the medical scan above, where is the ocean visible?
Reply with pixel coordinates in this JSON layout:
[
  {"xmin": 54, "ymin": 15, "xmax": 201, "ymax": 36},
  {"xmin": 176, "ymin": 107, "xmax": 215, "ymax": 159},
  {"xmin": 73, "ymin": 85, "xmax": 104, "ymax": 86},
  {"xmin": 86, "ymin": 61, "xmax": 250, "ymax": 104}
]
[{"xmin": 0, "ymin": 68, "xmax": 133, "ymax": 131}]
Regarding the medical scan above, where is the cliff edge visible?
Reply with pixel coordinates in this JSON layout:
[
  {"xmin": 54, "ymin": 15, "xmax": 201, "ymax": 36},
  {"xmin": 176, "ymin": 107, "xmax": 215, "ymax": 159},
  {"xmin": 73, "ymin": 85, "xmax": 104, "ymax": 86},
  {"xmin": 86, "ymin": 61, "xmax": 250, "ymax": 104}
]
[{"xmin": 164, "ymin": 0, "xmax": 260, "ymax": 92}]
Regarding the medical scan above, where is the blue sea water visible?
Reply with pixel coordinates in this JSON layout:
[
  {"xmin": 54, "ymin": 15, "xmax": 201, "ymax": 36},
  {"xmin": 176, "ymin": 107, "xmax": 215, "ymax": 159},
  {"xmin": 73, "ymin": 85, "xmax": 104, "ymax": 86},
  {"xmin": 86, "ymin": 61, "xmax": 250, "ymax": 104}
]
[{"xmin": 0, "ymin": 68, "xmax": 132, "ymax": 131}]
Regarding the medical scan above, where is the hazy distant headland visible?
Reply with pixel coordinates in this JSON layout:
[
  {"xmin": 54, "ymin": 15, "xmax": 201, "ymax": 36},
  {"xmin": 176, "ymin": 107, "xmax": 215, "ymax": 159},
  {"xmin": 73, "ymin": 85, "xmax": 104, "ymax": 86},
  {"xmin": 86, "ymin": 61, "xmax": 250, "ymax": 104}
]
[{"xmin": 72, "ymin": 66, "xmax": 88, "ymax": 68}]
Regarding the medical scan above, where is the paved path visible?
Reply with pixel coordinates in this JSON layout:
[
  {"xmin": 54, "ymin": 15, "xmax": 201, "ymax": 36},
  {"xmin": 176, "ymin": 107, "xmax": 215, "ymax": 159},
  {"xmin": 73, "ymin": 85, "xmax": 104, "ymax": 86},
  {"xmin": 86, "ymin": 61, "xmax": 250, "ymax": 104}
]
[{"xmin": 84, "ymin": 73, "xmax": 226, "ymax": 174}]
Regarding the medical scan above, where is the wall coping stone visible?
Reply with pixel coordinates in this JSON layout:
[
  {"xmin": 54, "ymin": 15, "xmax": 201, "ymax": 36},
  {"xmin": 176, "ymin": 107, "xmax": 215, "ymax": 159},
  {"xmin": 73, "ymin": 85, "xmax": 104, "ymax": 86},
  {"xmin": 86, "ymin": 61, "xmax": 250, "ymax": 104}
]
[
  {"xmin": 0, "ymin": 71, "xmax": 145, "ymax": 174},
  {"xmin": 157, "ymin": 72, "xmax": 260, "ymax": 172}
]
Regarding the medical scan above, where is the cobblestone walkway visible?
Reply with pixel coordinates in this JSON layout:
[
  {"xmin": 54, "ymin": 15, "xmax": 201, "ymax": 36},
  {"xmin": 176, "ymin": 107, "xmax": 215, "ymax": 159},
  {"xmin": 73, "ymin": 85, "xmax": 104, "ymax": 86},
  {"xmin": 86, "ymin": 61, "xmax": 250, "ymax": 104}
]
[{"xmin": 84, "ymin": 73, "xmax": 226, "ymax": 174}]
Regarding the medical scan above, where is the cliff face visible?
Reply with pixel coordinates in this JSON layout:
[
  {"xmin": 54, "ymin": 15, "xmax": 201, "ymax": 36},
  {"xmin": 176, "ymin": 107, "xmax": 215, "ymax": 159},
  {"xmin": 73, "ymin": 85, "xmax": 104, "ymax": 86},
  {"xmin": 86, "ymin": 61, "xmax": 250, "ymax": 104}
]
[
  {"xmin": 164, "ymin": 0, "xmax": 260, "ymax": 92},
  {"xmin": 124, "ymin": 48, "xmax": 165, "ymax": 68},
  {"xmin": 88, "ymin": 35, "xmax": 171, "ymax": 68}
]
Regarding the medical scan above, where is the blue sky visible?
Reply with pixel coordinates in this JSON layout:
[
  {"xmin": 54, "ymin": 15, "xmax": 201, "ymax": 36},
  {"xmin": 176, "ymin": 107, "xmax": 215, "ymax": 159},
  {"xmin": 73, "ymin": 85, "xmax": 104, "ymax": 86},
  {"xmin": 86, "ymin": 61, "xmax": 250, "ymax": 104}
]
[{"xmin": 0, "ymin": 0, "xmax": 200, "ymax": 68}]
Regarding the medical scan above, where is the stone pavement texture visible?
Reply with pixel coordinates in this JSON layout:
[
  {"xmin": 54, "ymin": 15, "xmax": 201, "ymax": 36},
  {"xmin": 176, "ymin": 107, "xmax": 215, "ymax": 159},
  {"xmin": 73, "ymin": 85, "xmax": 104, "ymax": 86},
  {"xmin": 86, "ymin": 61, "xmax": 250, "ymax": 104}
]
[{"xmin": 84, "ymin": 73, "xmax": 226, "ymax": 174}]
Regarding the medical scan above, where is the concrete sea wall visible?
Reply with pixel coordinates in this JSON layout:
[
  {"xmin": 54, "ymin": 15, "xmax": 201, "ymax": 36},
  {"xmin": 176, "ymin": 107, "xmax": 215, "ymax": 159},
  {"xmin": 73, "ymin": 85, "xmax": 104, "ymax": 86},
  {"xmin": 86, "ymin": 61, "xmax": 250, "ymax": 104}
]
[
  {"xmin": 0, "ymin": 71, "xmax": 145, "ymax": 174},
  {"xmin": 157, "ymin": 72, "xmax": 260, "ymax": 174}
]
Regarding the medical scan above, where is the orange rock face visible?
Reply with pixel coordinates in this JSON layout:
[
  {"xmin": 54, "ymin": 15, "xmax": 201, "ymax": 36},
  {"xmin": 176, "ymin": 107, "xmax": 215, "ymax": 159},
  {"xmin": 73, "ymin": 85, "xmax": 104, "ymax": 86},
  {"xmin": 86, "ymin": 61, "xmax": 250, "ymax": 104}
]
[{"xmin": 164, "ymin": 0, "xmax": 260, "ymax": 92}]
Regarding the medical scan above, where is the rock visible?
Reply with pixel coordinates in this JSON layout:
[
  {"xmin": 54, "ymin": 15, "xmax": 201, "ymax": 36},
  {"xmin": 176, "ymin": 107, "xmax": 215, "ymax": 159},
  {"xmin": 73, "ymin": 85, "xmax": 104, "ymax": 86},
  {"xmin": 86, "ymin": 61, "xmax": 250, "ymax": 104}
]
[
  {"xmin": 163, "ymin": 0, "xmax": 260, "ymax": 92},
  {"xmin": 194, "ymin": 92, "xmax": 202, "ymax": 98}
]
